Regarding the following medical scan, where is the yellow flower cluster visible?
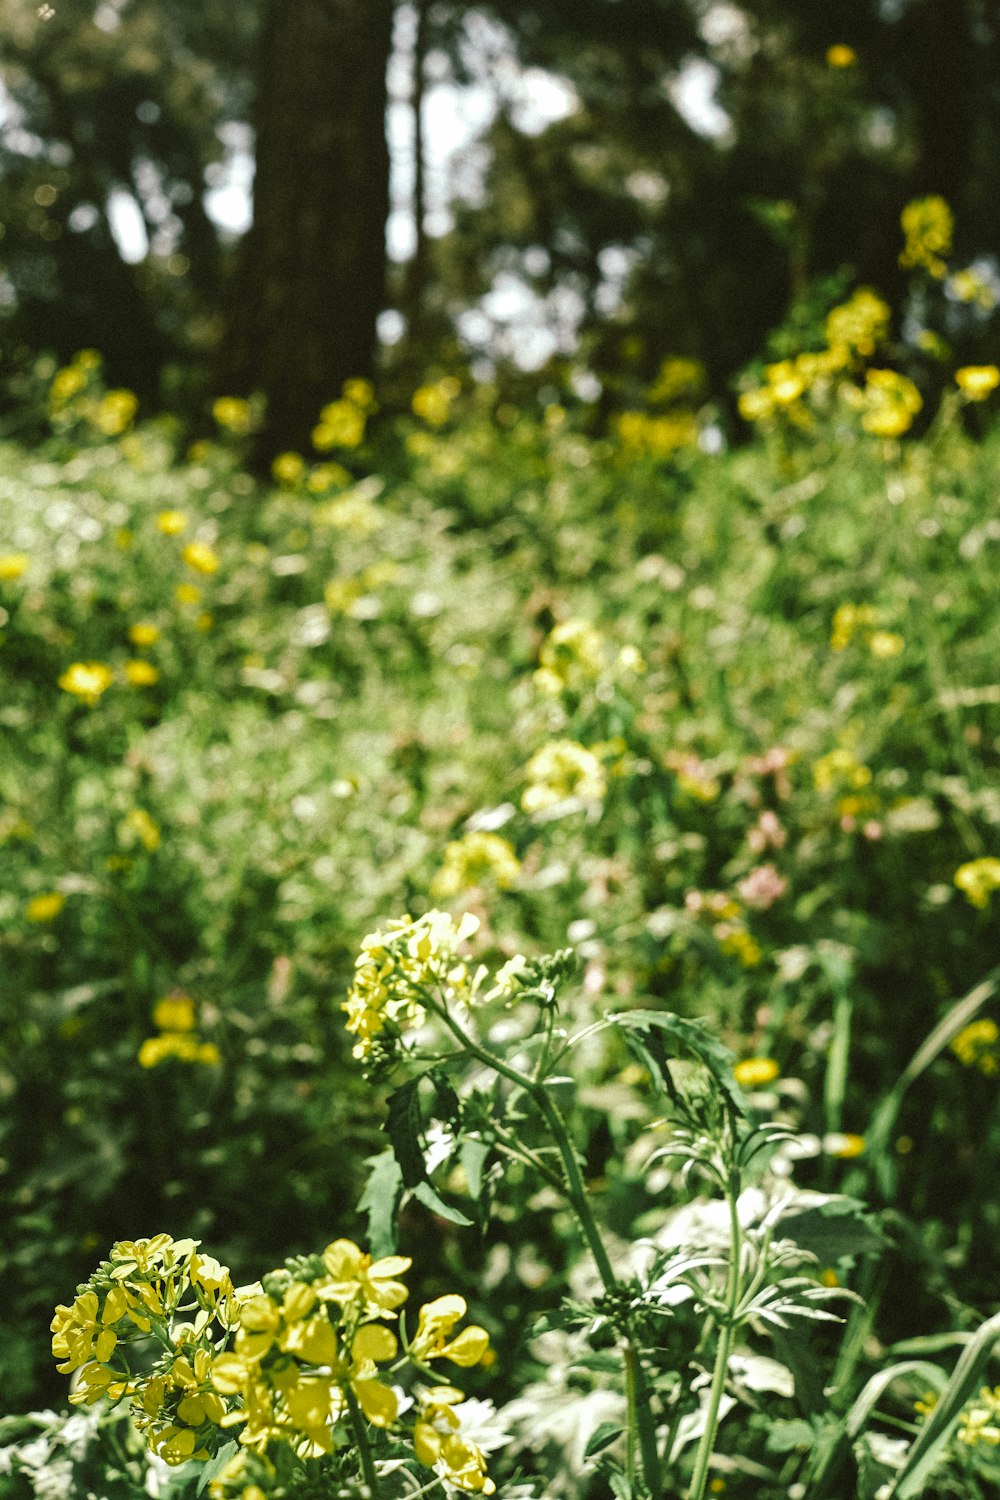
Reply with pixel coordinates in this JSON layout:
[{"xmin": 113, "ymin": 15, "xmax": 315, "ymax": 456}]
[
  {"xmin": 58, "ymin": 661, "xmax": 114, "ymax": 706},
  {"xmin": 431, "ymin": 831, "xmax": 521, "ymax": 900},
  {"xmin": 856, "ymin": 367, "xmax": 922, "ymax": 437},
  {"xmin": 139, "ymin": 993, "xmax": 220, "ymax": 1069},
  {"xmin": 615, "ymin": 410, "xmax": 699, "ymax": 457},
  {"xmin": 534, "ymin": 618, "xmax": 607, "ymax": 695},
  {"xmin": 954, "ymin": 857, "xmax": 1000, "ymax": 909},
  {"xmin": 899, "ymin": 195, "xmax": 953, "ymax": 279},
  {"xmin": 521, "ymin": 739, "xmax": 607, "ymax": 813},
  {"xmin": 826, "ymin": 288, "xmax": 891, "ymax": 360},
  {"xmin": 739, "ymin": 289, "xmax": 890, "ymax": 427},
  {"xmin": 412, "ymin": 376, "xmax": 461, "ymax": 427},
  {"xmin": 342, "ymin": 910, "xmax": 482, "ymax": 1060},
  {"xmin": 51, "ymin": 1234, "xmax": 239, "ymax": 1464},
  {"xmin": 55, "ymin": 1234, "xmax": 493, "ymax": 1492},
  {"xmin": 212, "ymin": 397, "xmax": 254, "ymax": 436},
  {"xmin": 830, "ymin": 604, "xmax": 904, "ymax": 658},
  {"xmin": 957, "ymin": 1386, "xmax": 1000, "ymax": 1447},
  {"xmin": 313, "ymin": 379, "xmax": 376, "ymax": 451},
  {"xmin": 533, "ymin": 619, "xmax": 644, "ymax": 698},
  {"xmin": 812, "ymin": 748, "xmax": 872, "ymax": 795},
  {"xmin": 950, "ymin": 1018, "xmax": 1000, "ymax": 1076},
  {"xmin": 955, "ymin": 365, "xmax": 1000, "ymax": 401}
]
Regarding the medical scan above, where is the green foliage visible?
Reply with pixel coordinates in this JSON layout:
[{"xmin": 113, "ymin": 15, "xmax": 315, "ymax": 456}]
[{"xmin": 2, "ymin": 346, "xmax": 1000, "ymax": 1496}]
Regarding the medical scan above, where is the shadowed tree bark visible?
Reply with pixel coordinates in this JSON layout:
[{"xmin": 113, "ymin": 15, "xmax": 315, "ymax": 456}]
[{"xmin": 226, "ymin": 0, "xmax": 394, "ymax": 459}]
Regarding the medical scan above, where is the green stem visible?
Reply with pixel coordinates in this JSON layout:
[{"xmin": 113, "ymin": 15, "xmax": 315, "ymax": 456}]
[
  {"xmin": 687, "ymin": 1173, "xmax": 743, "ymax": 1500},
  {"xmin": 431, "ymin": 998, "xmax": 662, "ymax": 1499},
  {"xmin": 345, "ymin": 1385, "xmax": 382, "ymax": 1500}
]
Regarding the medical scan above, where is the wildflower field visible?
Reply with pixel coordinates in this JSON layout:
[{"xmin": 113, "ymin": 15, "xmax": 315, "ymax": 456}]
[{"xmin": 3, "ymin": 207, "xmax": 1000, "ymax": 1500}]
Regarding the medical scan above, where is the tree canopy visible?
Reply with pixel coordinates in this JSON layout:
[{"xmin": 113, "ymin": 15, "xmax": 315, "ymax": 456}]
[{"xmin": 0, "ymin": 0, "xmax": 997, "ymax": 447}]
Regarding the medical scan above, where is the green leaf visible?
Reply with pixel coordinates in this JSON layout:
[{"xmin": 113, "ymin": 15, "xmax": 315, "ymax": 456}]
[
  {"xmin": 765, "ymin": 1418, "xmax": 815, "ymax": 1454},
  {"xmin": 584, "ymin": 1421, "xmax": 625, "ymax": 1459},
  {"xmin": 357, "ymin": 1148, "xmax": 403, "ymax": 1258},
  {"xmin": 459, "ymin": 1136, "xmax": 490, "ymax": 1200},
  {"xmin": 778, "ymin": 1197, "xmax": 884, "ymax": 1261},
  {"xmin": 411, "ymin": 1179, "xmax": 473, "ymax": 1227},
  {"xmin": 385, "ymin": 1078, "xmax": 427, "ymax": 1189},
  {"xmin": 431, "ymin": 1066, "xmax": 461, "ymax": 1126},
  {"xmin": 196, "ymin": 1441, "xmax": 239, "ymax": 1495},
  {"xmin": 611, "ymin": 1009, "xmax": 741, "ymax": 1105}
]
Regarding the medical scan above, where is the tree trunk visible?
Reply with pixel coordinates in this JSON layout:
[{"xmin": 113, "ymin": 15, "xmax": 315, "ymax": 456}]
[{"xmin": 226, "ymin": 0, "xmax": 394, "ymax": 459}]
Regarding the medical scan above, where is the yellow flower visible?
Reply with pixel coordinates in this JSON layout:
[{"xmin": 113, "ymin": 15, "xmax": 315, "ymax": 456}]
[
  {"xmin": 413, "ymin": 1387, "xmax": 495, "ymax": 1494},
  {"xmin": 92, "ymin": 389, "xmax": 138, "ymax": 436},
  {"xmin": 824, "ymin": 1132, "xmax": 865, "ymax": 1159},
  {"xmin": 733, "ymin": 1057, "xmax": 780, "ymax": 1089},
  {"xmin": 955, "ymin": 365, "xmax": 1000, "ymax": 401},
  {"xmin": 49, "ymin": 364, "xmax": 89, "ymax": 405},
  {"xmin": 343, "ymin": 912, "xmax": 481, "ymax": 1059},
  {"xmin": 175, "ymin": 582, "xmax": 202, "ymax": 607},
  {"xmin": 899, "ymin": 195, "xmax": 953, "ymax": 279},
  {"xmin": 156, "ymin": 509, "xmax": 189, "ymax": 536},
  {"xmin": 271, "ymin": 451, "xmax": 305, "ymax": 485},
  {"xmin": 153, "ymin": 994, "xmax": 196, "ymax": 1031},
  {"xmin": 312, "ymin": 398, "xmax": 366, "ymax": 450},
  {"xmin": 954, "ymin": 857, "xmax": 1000, "ymax": 909},
  {"xmin": 826, "ymin": 43, "xmax": 857, "ymax": 67},
  {"xmin": 535, "ymin": 619, "xmax": 607, "ymax": 694},
  {"xmin": 128, "ymin": 622, "xmax": 160, "ymax": 647},
  {"xmin": 212, "ymin": 397, "xmax": 253, "ymax": 435},
  {"xmin": 409, "ymin": 1296, "xmax": 490, "ymax": 1367},
  {"xmin": 318, "ymin": 1239, "xmax": 412, "ymax": 1315},
  {"xmin": 139, "ymin": 1032, "xmax": 220, "ymax": 1068},
  {"xmin": 765, "ymin": 359, "xmax": 805, "ymax": 406},
  {"xmin": 181, "ymin": 541, "xmax": 220, "ymax": 576},
  {"xmin": 521, "ymin": 740, "xmax": 607, "ymax": 813},
  {"xmin": 717, "ymin": 925, "xmax": 762, "ymax": 968},
  {"xmin": 124, "ymin": 659, "xmax": 159, "ymax": 686},
  {"xmin": 950, "ymin": 1018, "xmax": 1000, "ymax": 1075},
  {"xmin": 738, "ymin": 386, "xmax": 777, "ymax": 423},
  {"xmin": 868, "ymin": 631, "xmax": 904, "ymax": 658},
  {"xmin": 122, "ymin": 808, "xmax": 161, "ymax": 852},
  {"xmin": 26, "ymin": 891, "xmax": 65, "ymax": 923},
  {"xmin": 860, "ymin": 368, "xmax": 922, "ymax": 437},
  {"xmin": 830, "ymin": 602, "xmax": 877, "ymax": 651},
  {"xmin": 412, "ymin": 377, "xmax": 461, "ymax": 427},
  {"xmin": 825, "ymin": 288, "xmax": 890, "ymax": 360},
  {"xmin": 431, "ymin": 832, "xmax": 521, "ymax": 900},
  {"xmin": 958, "ymin": 1386, "xmax": 1000, "ymax": 1447},
  {"xmin": 59, "ymin": 661, "xmax": 114, "ymax": 705},
  {"xmin": 342, "ymin": 378, "xmax": 377, "ymax": 412},
  {"xmin": 0, "ymin": 553, "xmax": 29, "ymax": 581}
]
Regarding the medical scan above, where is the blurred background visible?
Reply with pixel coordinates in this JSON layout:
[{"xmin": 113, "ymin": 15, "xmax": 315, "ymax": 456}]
[{"xmin": 1, "ymin": 0, "xmax": 999, "ymax": 453}]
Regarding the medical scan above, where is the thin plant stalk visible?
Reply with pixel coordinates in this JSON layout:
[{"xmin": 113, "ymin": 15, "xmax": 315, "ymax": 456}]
[{"xmin": 687, "ymin": 1171, "xmax": 743, "ymax": 1500}]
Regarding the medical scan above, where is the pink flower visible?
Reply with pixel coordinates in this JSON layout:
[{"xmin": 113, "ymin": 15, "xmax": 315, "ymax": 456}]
[
  {"xmin": 747, "ymin": 809, "xmax": 786, "ymax": 853},
  {"xmin": 737, "ymin": 864, "xmax": 788, "ymax": 910}
]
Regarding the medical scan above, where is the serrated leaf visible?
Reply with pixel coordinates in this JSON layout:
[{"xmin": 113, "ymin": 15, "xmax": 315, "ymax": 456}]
[
  {"xmin": 385, "ymin": 1077, "xmax": 427, "ymax": 1188},
  {"xmin": 584, "ymin": 1421, "xmax": 625, "ymax": 1459},
  {"xmin": 778, "ymin": 1198, "xmax": 883, "ymax": 1261},
  {"xmin": 612, "ymin": 1009, "xmax": 741, "ymax": 1104},
  {"xmin": 357, "ymin": 1148, "xmax": 403, "ymax": 1258},
  {"xmin": 411, "ymin": 1179, "xmax": 473, "ymax": 1227},
  {"xmin": 459, "ymin": 1136, "xmax": 490, "ymax": 1200},
  {"xmin": 431, "ymin": 1066, "xmax": 461, "ymax": 1126}
]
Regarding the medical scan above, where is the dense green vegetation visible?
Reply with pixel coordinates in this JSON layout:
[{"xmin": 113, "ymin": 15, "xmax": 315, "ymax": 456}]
[{"xmin": 2, "ymin": 260, "xmax": 1000, "ymax": 1494}]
